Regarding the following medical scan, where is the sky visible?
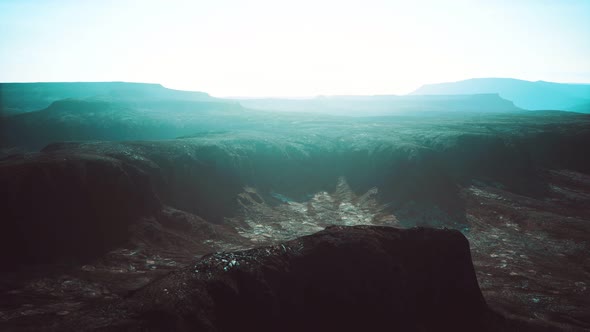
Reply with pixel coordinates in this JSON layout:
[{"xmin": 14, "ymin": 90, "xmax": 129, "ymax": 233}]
[{"xmin": 0, "ymin": 0, "xmax": 589, "ymax": 97}]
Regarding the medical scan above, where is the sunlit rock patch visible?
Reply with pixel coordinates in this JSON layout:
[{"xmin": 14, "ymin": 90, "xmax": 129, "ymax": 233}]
[{"xmin": 228, "ymin": 177, "xmax": 397, "ymax": 244}]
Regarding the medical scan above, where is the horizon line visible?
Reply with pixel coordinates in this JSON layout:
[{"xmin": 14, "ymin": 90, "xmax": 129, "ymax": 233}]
[{"xmin": 1, "ymin": 77, "xmax": 589, "ymax": 99}]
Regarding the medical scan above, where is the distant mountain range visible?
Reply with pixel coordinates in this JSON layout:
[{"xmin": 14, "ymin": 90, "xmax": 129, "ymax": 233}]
[
  {"xmin": 0, "ymin": 82, "xmax": 221, "ymax": 115},
  {"xmin": 2, "ymin": 79, "xmax": 589, "ymax": 118},
  {"xmin": 238, "ymin": 94, "xmax": 522, "ymax": 116},
  {"xmin": 411, "ymin": 78, "xmax": 590, "ymax": 112}
]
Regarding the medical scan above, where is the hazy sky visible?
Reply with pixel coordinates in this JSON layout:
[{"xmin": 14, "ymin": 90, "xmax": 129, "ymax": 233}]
[{"xmin": 1, "ymin": 0, "xmax": 589, "ymax": 97}]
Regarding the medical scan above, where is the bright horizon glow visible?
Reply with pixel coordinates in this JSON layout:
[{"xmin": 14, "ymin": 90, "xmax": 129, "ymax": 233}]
[{"xmin": 1, "ymin": 0, "xmax": 589, "ymax": 97}]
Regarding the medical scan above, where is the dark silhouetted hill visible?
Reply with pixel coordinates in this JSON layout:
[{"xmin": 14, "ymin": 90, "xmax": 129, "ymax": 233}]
[{"xmin": 0, "ymin": 152, "xmax": 160, "ymax": 266}]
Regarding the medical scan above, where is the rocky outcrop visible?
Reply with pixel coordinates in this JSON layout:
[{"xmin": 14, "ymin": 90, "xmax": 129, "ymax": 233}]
[
  {"xmin": 61, "ymin": 226, "xmax": 488, "ymax": 331},
  {"xmin": 0, "ymin": 152, "xmax": 161, "ymax": 268}
]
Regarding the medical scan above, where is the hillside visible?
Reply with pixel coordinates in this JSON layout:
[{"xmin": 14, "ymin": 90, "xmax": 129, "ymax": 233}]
[
  {"xmin": 2, "ymin": 97, "xmax": 248, "ymax": 150},
  {"xmin": 411, "ymin": 78, "xmax": 590, "ymax": 112}
]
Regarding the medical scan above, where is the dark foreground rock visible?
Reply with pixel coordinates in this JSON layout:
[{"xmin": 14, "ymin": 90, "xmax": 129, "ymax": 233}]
[
  {"xmin": 0, "ymin": 152, "xmax": 161, "ymax": 268},
  {"xmin": 55, "ymin": 226, "xmax": 490, "ymax": 332}
]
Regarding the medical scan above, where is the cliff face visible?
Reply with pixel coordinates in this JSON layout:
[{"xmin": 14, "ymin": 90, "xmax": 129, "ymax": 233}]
[
  {"xmin": 0, "ymin": 152, "xmax": 161, "ymax": 267},
  {"xmin": 61, "ymin": 225, "xmax": 488, "ymax": 332}
]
